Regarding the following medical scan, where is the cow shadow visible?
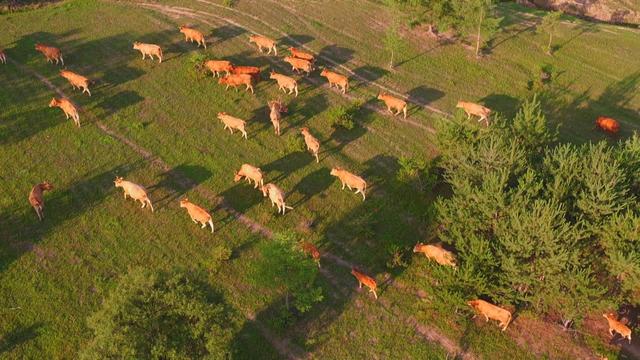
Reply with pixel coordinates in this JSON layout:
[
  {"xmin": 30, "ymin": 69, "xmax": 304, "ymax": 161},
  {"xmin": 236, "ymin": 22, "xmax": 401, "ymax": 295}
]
[
  {"xmin": 279, "ymin": 34, "xmax": 315, "ymax": 47},
  {"xmin": 249, "ymin": 104, "xmax": 272, "ymax": 133},
  {"xmin": 95, "ymin": 90, "xmax": 144, "ymax": 119},
  {"xmin": 290, "ymin": 167, "xmax": 333, "ymax": 207},
  {"xmin": 480, "ymin": 94, "xmax": 519, "ymax": 120},
  {"xmin": 211, "ymin": 24, "xmax": 247, "ymax": 45},
  {"xmin": 0, "ymin": 106, "xmax": 61, "ymax": 146},
  {"xmin": 9, "ymin": 30, "xmax": 81, "ymax": 64},
  {"xmin": 353, "ymin": 65, "xmax": 389, "ymax": 83},
  {"xmin": 318, "ymin": 45, "xmax": 354, "ymax": 66},
  {"xmin": 0, "ymin": 322, "xmax": 44, "ymax": 355},
  {"xmin": 261, "ymin": 152, "xmax": 313, "ymax": 184},
  {"xmin": 148, "ymin": 164, "xmax": 213, "ymax": 210}
]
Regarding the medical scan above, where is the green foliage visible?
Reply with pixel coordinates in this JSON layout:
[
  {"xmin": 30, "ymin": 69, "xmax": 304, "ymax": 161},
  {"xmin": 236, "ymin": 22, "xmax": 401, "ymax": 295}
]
[
  {"xmin": 283, "ymin": 132, "xmax": 306, "ymax": 155},
  {"xmin": 81, "ymin": 268, "xmax": 235, "ymax": 359},
  {"xmin": 221, "ymin": 0, "xmax": 236, "ymax": 8},
  {"xmin": 327, "ymin": 101, "xmax": 362, "ymax": 130},
  {"xmin": 204, "ymin": 245, "xmax": 232, "ymax": 273},
  {"xmin": 188, "ymin": 53, "xmax": 209, "ymax": 79},
  {"xmin": 396, "ymin": 156, "xmax": 437, "ymax": 192},
  {"xmin": 384, "ymin": 20, "xmax": 403, "ymax": 69},
  {"xmin": 511, "ymin": 94, "xmax": 557, "ymax": 155},
  {"xmin": 538, "ymin": 11, "xmax": 562, "ymax": 55},
  {"xmin": 453, "ymin": 0, "xmax": 503, "ymax": 57}
]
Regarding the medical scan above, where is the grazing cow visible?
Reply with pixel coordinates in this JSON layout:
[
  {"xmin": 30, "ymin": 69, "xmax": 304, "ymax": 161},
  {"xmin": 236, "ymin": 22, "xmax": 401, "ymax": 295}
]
[
  {"xmin": 269, "ymin": 71, "xmax": 298, "ymax": 97},
  {"xmin": 179, "ymin": 25, "xmax": 206, "ymax": 48},
  {"xmin": 0, "ymin": 49, "xmax": 7, "ymax": 64},
  {"xmin": 233, "ymin": 164, "xmax": 264, "ymax": 189},
  {"xmin": 35, "ymin": 44, "xmax": 63, "ymax": 65},
  {"xmin": 330, "ymin": 167, "xmax": 366, "ymax": 201},
  {"xmin": 320, "ymin": 69, "xmax": 348, "ymax": 94},
  {"xmin": 49, "ymin": 97, "xmax": 80, "ymax": 127},
  {"xmin": 301, "ymin": 241, "xmax": 321, "ymax": 267},
  {"xmin": 351, "ymin": 268, "xmax": 377, "ymax": 299},
  {"xmin": 218, "ymin": 74, "xmax": 254, "ymax": 94},
  {"xmin": 60, "ymin": 70, "xmax": 91, "ymax": 96},
  {"xmin": 113, "ymin": 177, "xmax": 153, "ymax": 212},
  {"xmin": 261, "ymin": 183, "xmax": 293, "ymax": 215},
  {"xmin": 217, "ymin": 112, "xmax": 248, "ymax": 139},
  {"xmin": 413, "ymin": 243, "xmax": 457, "ymax": 267},
  {"xmin": 284, "ymin": 56, "xmax": 314, "ymax": 75},
  {"xmin": 596, "ymin": 116, "xmax": 620, "ymax": 134},
  {"xmin": 132, "ymin": 42, "xmax": 163, "ymax": 63},
  {"xmin": 205, "ymin": 60, "xmax": 233, "ymax": 77},
  {"xmin": 180, "ymin": 198, "xmax": 214, "ymax": 233},
  {"xmin": 300, "ymin": 127, "xmax": 320, "ymax": 163},
  {"xmin": 456, "ymin": 101, "xmax": 491, "ymax": 126},
  {"xmin": 268, "ymin": 100, "xmax": 287, "ymax": 136},
  {"xmin": 467, "ymin": 299, "xmax": 512, "ymax": 331},
  {"xmin": 28, "ymin": 182, "xmax": 54, "ymax": 221},
  {"xmin": 603, "ymin": 313, "xmax": 632, "ymax": 343},
  {"xmin": 249, "ymin": 34, "xmax": 277, "ymax": 55},
  {"xmin": 378, "ymin": 93, "xmax": 407, "ymax": 119},
  {"xmin": 288, "ymin": 47, "xmax": 314, "ymax": 62},
  {"xmin": 231, "ymin": 65, "xmax": 261, "ymax": 81}
]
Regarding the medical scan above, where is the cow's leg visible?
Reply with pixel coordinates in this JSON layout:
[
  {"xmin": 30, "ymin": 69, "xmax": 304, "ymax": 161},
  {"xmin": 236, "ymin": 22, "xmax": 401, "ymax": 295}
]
[
  {"xmin": 484, "ymin": 314, "xmax": 489, "ymax": 322},
  {"xmin": 358, "ymin": 281, "xmax": 362, "ymax": 289},
  {"xmin": 341, "ymin": 182, "xmax": 345, "ymax": 190},
  {"xmin": 201, "ymin": 222, "xmax": 206, "ymax": 229},
  {"xmin": 192, "ymin": 217, "xmax": 198, "ymax": 223}
]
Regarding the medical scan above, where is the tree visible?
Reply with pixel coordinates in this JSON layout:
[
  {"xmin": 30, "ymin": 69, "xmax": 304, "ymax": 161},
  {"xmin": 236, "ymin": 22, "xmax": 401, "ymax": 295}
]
[
  {"xmin": 538, "ymin": 11, "xmax": 562, "ymax": 55},
  {"xmin": 453, "ymin": 0, "xmax": 502, "ymax": 58},
  {"xmin": 384, "ymin": 20, "xmax": 403, "ymax": 69},
  {"xmin": 81, "ymin": 268, "xmax": 235, "ymax": 359}
]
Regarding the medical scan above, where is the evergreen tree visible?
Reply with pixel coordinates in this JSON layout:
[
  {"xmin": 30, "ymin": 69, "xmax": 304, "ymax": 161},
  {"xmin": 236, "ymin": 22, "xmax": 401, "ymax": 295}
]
[
  {"xmin": 538, "ymin": 11, "xmax": 562, "ymax": 55},
  {"xmin": 453, "ymin": 0, "xmax": 502, "ymax": 58}
]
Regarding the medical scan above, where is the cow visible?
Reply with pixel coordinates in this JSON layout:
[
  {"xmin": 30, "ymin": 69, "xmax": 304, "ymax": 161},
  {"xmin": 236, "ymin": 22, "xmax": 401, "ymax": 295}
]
[
  {"xmin": 351, "ymin": 268, "xmax": 377, "ymax": 299},
  {"xmin": 234, "ymin": 164, "xmax": 264, "ymax": 189},
  {"xmin": 288, "ymin": 47, "xmax": 314, "ymax": 62},
  {"xmin": 49, "ymin": 97, "xmax": 80, "ymax": 127},
  {"xmin": 218, "ymin": 74, "xmax": 254, "ymax": 94},
  {"xmin": 249, "ymin": 34, "xmax": 277, "ymax": 55},
  {"xmin": 217, "ymin": 112, "xmax": 248, "ymax": 139},
  {"xmin": 330, "ymin": 167, "xmax": 366, "ymax": 201},
  {"xmin": 377, "ymin": 93, "xmax": 407, "ymax": 119},
  {"xmin": 205, "ymin": 60, "xmax": 233, "ymax": 77},
  {"xmin": 467, "ymin": 299, "xmax": 512, "ymax": 331},
  {"xmin": 60, "ymin": 70, "xmax": 91, "ymax": 96},
  {"xmin": 35, "ymin": 44, "xmax": 63, "ymax": 65},
  {"xmin": 132, "ymin": 42, "xmax": 163, "ymax": 63},
  {"xmin": 28, "ymin": 182, "xmax": 54, "ymax": 221},
  {"xmin": 269, "ymin": 71, "xmax": 298, "ymax": 97},
  {"xmin": 284, "ymin": 56, "xmax": 313, "ymax": 75},
  {"xmin": 320, "ymin": 69, "xmax": 348, "ymax": 94},
  {"xmin": 179, "ymin": 25, "xmax": 206, "ymax": 48},
  {"xmin": 300, "ymin": 127, "xmax": 320, "ymax": 163},
  {"xmin": 413, "ymin": 243, "xmax": 457, "ymax": 268},
  {"xmin": 180, "ymin": 198, "xmax": 214, "ymax": 233},
  {"xmin": 0, "ymin": 49, "xmax": 6, "ymax": 64},
  {"xmin": 596, "ymin": 116, "xmax": 620, "ymax": 134},
  {"xmin": 456, "ymin": 101, "xmax": 491, "ymax": 126},
  {"xmin": 301, "ymin": 241, "xmax": 321, "ymax": 267},
  {"xmin": 603, "ymin": 313, "xmax": 632, "ymax": 343},
  {"xmin": 261, "ymin": 183, "xmax": 293, "ymax": 215},
  {"xmin": 113, "ymin": 176, "xmax": 153, "ymax": 212},
  {"xmin": 231, "ymin": 65, "xmax": 261, "ymax": 81},
  {"xmin": 268, "ymin": 100, "xmax": 287, "ymax": 136}
]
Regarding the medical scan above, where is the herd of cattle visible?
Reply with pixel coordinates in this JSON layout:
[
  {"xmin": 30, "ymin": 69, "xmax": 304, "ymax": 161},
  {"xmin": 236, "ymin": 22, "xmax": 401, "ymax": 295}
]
[{"xmin": 3, "ymin": 22, "xmax": 631, "ymax": 343}]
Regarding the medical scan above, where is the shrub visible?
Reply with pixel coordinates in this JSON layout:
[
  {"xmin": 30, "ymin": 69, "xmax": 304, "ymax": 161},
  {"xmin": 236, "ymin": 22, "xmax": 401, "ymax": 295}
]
[
  {"xmin": 188, "ymin": 53, "xmax": 209, "ymax": 79},
  {"xmin": 396, "ymin": 156, "xmax": 437, "ymax": 192},
  {"xmin": 282, "ymin": 133, "xmax": 306, "ymax": 155},
  {"xmin": 327, "ymin": 101, "xmax": 363, "ymax": 130}
]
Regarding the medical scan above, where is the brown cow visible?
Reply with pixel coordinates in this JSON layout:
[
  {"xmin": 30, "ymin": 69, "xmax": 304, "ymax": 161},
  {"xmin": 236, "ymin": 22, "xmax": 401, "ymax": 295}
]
[
  {"xmin": 261, "ymin": 183, "xmax": 293, "ymax": 215},
  {"xmin": 378, "ymin": 93, "xmax": 407, "ymax": 119},
  {"xmin": 413, "ymin": 243, "xmax": 457, "ymax": 267},
  {"xmin": 132, "ymin": 42, "xmax": 163, "ymax": 63},
  {"xmin": 330, "ymin": 167, "xmax": 366, "ymax": 200},
  {"xmin": 249, "ymin": 34, "xmax": 277, "ymax": 55},
  {"xmin": 467, "ymin": 299, "xmax": 512, "ymax": 331},
  {"xmin": 231, "ymin": 65, "xmax": 261, "ymax": 81},
  {"xmin": 217, "ymin": 112, "xmax": 248, "ymax": 139},
  {"xmin": 603, "ymin": 313, "xmax": 632, "ymax": 343},
  {"xmin": 180, "ymin": 198, "xmax": 214, "ymax": 233},
  {"xmin": 596, "ymin": 116, "xmax": 620, "ymax": 134},
  {"xmin": 234, "ymin": 164, "xmax": 264, "ymax": 189},
  {"xmin": 218, "ymin": 74, "xmax": 254, "ymax": 94},
  {"xmin": 269, "ymin": 71, "xmax": 298, "ymax": 97},
  {"xmin": 284, "ymin": 56, "xmax": 313, "ymax": 75},
  {"xmin": 179, "ymin": 25, "xmax": 206, "ymax": 48},
  {"xmin": 301, "ymin": 241, "xmax": 321, "ymax": 267},
  {"xmin": 456, "ymin": 101, "xmax": 491, "ymax": 126},
  {"xmin": 28, "ymin": 182, "xmax": 54, "ymax": 221},
  {"xmin": 0, "ymin": 49, "xmax": 6, "ymax": 64},
  {"xmin": 49, "ymin": 97, "xmax": 80, "ymax": 127},
  {"xmin": 35, "ymin": 44, "xmax": 63, "ymax": 65},
  {"xmin": 320, "ymin": 69, "xmax": 348, "ymax": 94},
  {"xmin": 205, "ymin": 60, "xmax": 233, "ymax": 77},
  {"xmin": 60, "ymin": 70, "xmax": 91, "ymax": 96},
  {"xmin": 289, "ymin": 47, "xmax": 314, "ymax": 62},
  {"xmin": 351, "ymin": 268, "xmax": 377, "ymax": 299},
  {"xmin": 300, "ymin": 127, "xmax": 320, "ymax": 163},
  {"xmin": 114, "ymin": 177, "xmax": 154, "ymax": 212},
  {"xmin": 268, "ymin": 100, "xmax": 287, "ymax": 136}
]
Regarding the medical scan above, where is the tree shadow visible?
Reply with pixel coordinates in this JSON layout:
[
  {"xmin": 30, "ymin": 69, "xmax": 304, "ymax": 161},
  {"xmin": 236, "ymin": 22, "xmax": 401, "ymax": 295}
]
[
  {"xmin": 148, "ymin": 164, "xmax": 213, "ymax": 210},
  {"xmin": 352, "ymin": 65, "xmax": 389, "ymax": 83},
  {"xmin": 480, "ymin": 94, "xmax": 520, "ymax": 120},
  {"xmin": 554, "ymin": 21, "xmax": 599, "ymax": 53},
  {"xmin": 0, "ymin": 322, "xmax": 44, "ymax": 354},
  {"xmin": 318, "ymin": 45, "xmax": 354, "ymax": 66}
]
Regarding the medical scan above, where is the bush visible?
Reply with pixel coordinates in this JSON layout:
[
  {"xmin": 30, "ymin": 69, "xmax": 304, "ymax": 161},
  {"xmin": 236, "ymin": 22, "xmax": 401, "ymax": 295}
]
[
  {"xmin": 282, "ymin": 133, "xmax": 306, "ymax": 155},
  {"xmin": 327, "ymin": 101, "xmax": 363, "ymax": 130},
  {"xmin": 188, "ymin": 53, "xmax": 209, "ymax": 79},
  {"xmin": 396, "ymin": 156, "xmax": 437, "ymax": 192}
]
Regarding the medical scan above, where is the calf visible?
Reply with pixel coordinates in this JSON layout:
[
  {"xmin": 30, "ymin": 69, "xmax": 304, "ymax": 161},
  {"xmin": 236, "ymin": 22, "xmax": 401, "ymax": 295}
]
[
  {"xmin": 467, "ymin": 299, "xmax": 512, "ymax": 331},
  {"xmin": 300, "ymin": 127, "xmax": 320, "ymax": 163},
  {"xmin": 596, "ymin": 116, "xmax": 620, "ymax": 134},
  {"xmin": 413, "ymin": 243, "xmax": 457, "ymax": 267},
  {"xmin": 35, "ymin": 44, "xmax": 63, "ymax": 65},
  {"xmin": 269, "ymin": 71, "xmax": 298, "ymax": 97},
  {"xmin": 28, "ymin": 181, "xmax": 54, "ymax": 221},
  {"xmin": 217, "ymin": 112, "xmax": 248, "ymax": 139},
  {"xmin": 249, "ymin": 34, "xmax": 277, "ymax": 55},
  {"xmin": 378, "ymin": 93, "xmax": 407, "ymax": 119},
  {"xmin": 179, "ymin": 25, "xmax": 206, "ymax": 48},
  {"xmin": 603, "ymin": 313, "xmax": 632, "ymax": 343},
  {"xmin": 49, "ymin": 97, "xmax": 80, "ymax": 127},
  {"xmin": 301, "ymin": 241, "xmax": 321, "ymax": 267},
  {"xmin": 0, "ymin": 49, "xmax": 6, "ymax": 64},
  {"xmin": 60, "ymin": 70, "xmax": 91, "ymax": 96},
  {"xmin": 234, "ymin": 164, "xmax": 264, "ymax": 189},
  {"xmin": 205, "ymin": 60, "xmax": 233, "ymax": 77},
  {"xmin": 289, "ymin": 47, "xmax": 314, "ymax": 62},
  {"xmin": 351, "ymin": 268, "xmax": 377, "ymax": 299},
  {"xmin": 218, "ymin": 74, "xmax": 254, "ymax": 94},
  {"xmin": 284, "ymin": 56, "xmax": 314, "ymax": 75},
  {"xmin": 320, "ymin": 69, "xmax": 348, "ymax": 94},
  {"xmin": 268, "ymin": 100, "xmax": 287, "ymax": 136},
  {"xmin": 330, "ymin": 167, "xmax": 366, "ymax": 200},
  {"xmin": 456, "ymin": 101, "xmax": 491, "ymax": 126},
  {"xmin": 113, "ymin": 177, "xmax": 153, "ymax": 212},
  {"xmin": 180, "ymin": 198, "xmax": 214, "ymax": 233},
  {"xmin": 132, "ymin": 42, "xmax": 163, "ymax": 63},
  {"xmin": 231, "ymin": 65, "xmax": 261, "ymax": 81},
  {"xmin": 261, "ymin": 183, "xmax": 293, "ymax": 215}
]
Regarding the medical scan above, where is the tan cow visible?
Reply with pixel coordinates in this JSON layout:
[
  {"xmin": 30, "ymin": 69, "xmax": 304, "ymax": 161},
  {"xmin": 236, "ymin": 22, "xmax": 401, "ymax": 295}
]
[
  {"xmin": 300, "ymin": 127, "xmax": 320, "ymax": 163},
  {"xmin": 456, "ymin": 101, "xmax": 491, "ymax": 126},
  {"xmin": 132, "ymin": 42, "xmax": 163, "ymax": 63},
  {"xmin": 218, "ymin": 74, "xmax": 254, "ymax": 94},
  {"xmin": 268, "ymin": 100, "xmax": 287, "ymax": 136},
  {"xmin": 289, "ymin": 47, "xmax": 314, "ymax": 62},
  {"xmin": 234, "ymin": 164, "xmax": 264, "ymax": 189},
  {"xmin": 35, "ymin": 44, "xmax": 63, "ymax": 65},
  {"xmin": 249, "ymin": 34, "xmax": 277, "ymax": 55},
  {"xmin": 301, "ymin": 241, "xmax": 321, "ymax": 267},
  {"xmin": 28, "ymin": 181, "xmax": 54, "ymax": 221},
  {"xmin": 378, "ymin": 93, "xmax": 407, "ymax": 119},
  {"xmin": 269, "ymin": 71, "xmax": 298, "ymax": 97},
  {"xmin": 179, "ymin": 25, "xmax": 206, "ymax": 48},
  {"xmin": 113, "ymin": 176, "xmax": 154, "ymax": 212},
  {"xmin": 217, "ymin": 112, "xmax": 248, "ymax": 139},
  {"xmin": 49, "ymin": 97, "xmax": 80, "ymax": 127},
  {"xmin": 320, "ymin": 69, "xmax": 348, "ymax": 94},
  {"xmin": 413, "ymin": 243, "xmax": 457, "ymax": 268},
  {"xmin": 261, "ymin": 183, "xmax": 293, "ymax": 215},
  {"xmin": 0, "ymin": 49, "xmax": 6, "ymax": 64},
  {"xmin": 180, "ymin": 198, "xmax": 214, "ymax": 233},
  {"xmin": 284, "ymin": 56, "xmax": 313, "ymax": 75},
  {"xmin": 467, "ymin": 299, "xmax": 512, "ymax": 331},
  {"xmin": 330, "ymin": 167, "xmax": 366, "ymax": 200},
  {"xmin": 603, "ymin": 313, "xmax": 632, "ymax": 343},
  {"xmin": 205, "ymin": 60, "xmax": 233, "ymax": 77},
  {"xmin": 231, "ymin": 65, "xmax": 261, "ymax": 82},
  {"xmin": 351, "ymin": 268, "xmax": 377, "ymax": 299},
  {"xmin": 60, "ymin": 70, "xmax": 91, "ymax": 96}
]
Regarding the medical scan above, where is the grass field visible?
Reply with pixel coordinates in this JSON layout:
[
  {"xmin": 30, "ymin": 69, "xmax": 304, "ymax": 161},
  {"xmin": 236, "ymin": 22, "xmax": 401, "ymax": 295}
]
[{"xmin": 0, "ymin": 0, "xmax": 638, "ymax": 359}]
